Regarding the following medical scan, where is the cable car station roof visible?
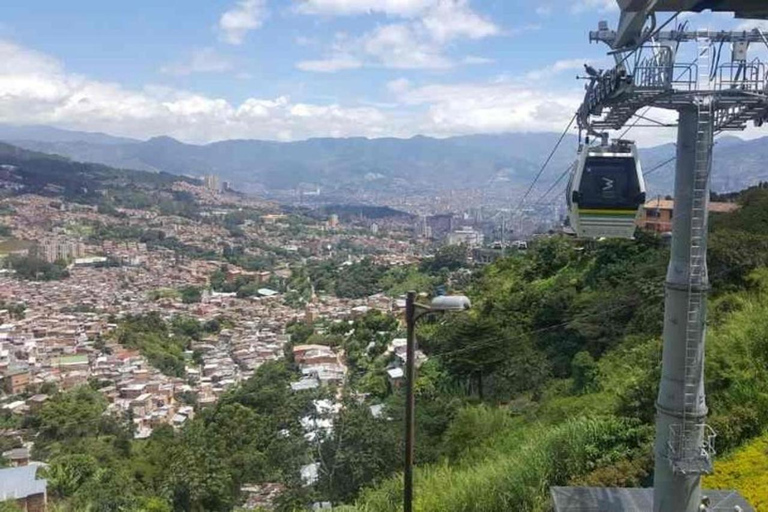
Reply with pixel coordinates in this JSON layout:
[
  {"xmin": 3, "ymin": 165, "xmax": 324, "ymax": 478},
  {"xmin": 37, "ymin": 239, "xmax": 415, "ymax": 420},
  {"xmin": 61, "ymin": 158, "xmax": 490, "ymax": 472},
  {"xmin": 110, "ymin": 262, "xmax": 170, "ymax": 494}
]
[{"xmin": 551, "ymin": 487, "xmax": 754, "ymax": 511}]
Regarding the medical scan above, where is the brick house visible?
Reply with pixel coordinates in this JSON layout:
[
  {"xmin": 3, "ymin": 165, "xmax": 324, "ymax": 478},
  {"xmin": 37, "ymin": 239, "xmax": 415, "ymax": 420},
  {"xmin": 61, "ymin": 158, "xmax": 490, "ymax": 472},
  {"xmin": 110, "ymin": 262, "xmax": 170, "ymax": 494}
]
[
  {"xmin": 2, "ymin": 368, "xmax": 31, "ymax": 395},
  {"xmin": 639, "ymin": 198, "xmax": 739, "ymax": 233}
]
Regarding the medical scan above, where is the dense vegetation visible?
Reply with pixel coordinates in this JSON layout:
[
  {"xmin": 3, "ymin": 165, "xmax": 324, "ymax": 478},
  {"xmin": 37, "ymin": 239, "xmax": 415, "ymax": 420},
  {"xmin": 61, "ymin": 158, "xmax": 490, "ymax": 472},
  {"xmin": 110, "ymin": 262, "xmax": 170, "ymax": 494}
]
[
  {"xmin": 328, "ymin": 187, "xmax": 768, "ymax": 512},
  {"xmin": 14, "ymin": 186, "xmax": 768, "ymax": 511},
  {"xmin": 6, "ymin": 255, "xmax": 69, "ymax": 281},
  {"xmin": 704, "ymin": 431, "xmax": 768, "ymax": 509},
  {"xmin": 113, "ymin": 313, "xmax": 220, "ymax": 377},
  {"xmin": 282, "ymin": 245, "xmax": 469, "ymax": 303},
  {"xmin": 22, "ymin": 362, "xmax": 317, "ymax": 512}
]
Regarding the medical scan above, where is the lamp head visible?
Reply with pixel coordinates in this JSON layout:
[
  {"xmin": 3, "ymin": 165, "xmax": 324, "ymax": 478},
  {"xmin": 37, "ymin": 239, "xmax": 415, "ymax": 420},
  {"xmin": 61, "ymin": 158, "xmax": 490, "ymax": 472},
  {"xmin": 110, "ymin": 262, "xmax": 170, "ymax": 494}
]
[{"xmin": 429, "ymin": 295, "xmax": 471, "ymax": 312}]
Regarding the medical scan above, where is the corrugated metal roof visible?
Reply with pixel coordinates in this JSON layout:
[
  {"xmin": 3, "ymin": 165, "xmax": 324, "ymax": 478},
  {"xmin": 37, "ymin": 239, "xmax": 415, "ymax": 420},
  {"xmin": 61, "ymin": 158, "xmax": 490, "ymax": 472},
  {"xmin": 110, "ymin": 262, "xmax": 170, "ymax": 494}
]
[
  {"xmin": 0, "ymin": 464, "xmax": 47, "ymax": 500},
  {"xmin": 551, "ymin": 487, "xmax": 753, "ymax": 511},
  {"xmin": 643, "ymin": 199, "xmax": 739, "ymax": 213}
]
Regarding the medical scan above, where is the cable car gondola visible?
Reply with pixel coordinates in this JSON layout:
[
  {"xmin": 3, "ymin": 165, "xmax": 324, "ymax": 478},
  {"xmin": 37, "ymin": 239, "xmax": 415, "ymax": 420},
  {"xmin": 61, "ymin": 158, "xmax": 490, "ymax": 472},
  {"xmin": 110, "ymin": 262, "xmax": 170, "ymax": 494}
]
[{"xmin": 567, "ymin": 140, "xmax": 646, "ymax": 239}]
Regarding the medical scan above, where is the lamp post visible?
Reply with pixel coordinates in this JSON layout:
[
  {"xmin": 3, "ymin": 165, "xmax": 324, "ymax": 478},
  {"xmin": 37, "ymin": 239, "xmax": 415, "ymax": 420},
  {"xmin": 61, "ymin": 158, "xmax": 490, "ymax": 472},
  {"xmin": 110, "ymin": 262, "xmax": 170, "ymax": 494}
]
[{"xmin": 404, "ymin": 290, "xmax": 471, "ymax": 512}]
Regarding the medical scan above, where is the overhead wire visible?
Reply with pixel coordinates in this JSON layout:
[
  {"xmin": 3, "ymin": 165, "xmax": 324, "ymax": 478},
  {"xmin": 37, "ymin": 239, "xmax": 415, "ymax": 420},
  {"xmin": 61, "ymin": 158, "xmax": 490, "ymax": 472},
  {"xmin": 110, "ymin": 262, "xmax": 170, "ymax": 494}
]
[
  {"xmin": 644, "ymin": 156, "xmax": 677, "ymax": 177},
  {"xmin": 433, "ymin": 262, "xmax": 737, "ymax": 362},
  {"xmin": 513, "ymin": 112, "xmax": 576, "ymax": 213}
]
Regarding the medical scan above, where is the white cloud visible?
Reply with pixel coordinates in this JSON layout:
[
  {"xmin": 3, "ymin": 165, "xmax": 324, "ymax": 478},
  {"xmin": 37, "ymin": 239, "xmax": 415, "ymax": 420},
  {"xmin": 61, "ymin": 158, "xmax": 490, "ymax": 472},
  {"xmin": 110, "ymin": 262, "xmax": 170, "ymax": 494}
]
[
  {"xmin": 294, "ymin": 0, "xmax": 436, "ymax": 16},
  {"xmin": 535, "ymin": 6, "xmax": 552, "ymax": 17},
  {"xmin": 160, "ymin": 48, "xmax": 234, "ymax": 76},
  {"xmin": 463, "ymin": 55, "xmax": 494, "ymax": 65},
  {"xmin": 0, "ymin": 40, "xmax": 391, "ymax": 143},
  {"xmin": 296, "ymin": 56, "xmax": 363, "ymax": 72},
  {"xmin": 508, "ymin": 23, "xmax": 542, "ymax": 36},
  {"xmin": 572, "ymin": 0, "xmax": 618, "ymax": 14},
  {"xmin": 218, "ymin": 0, "xmax": 268, "ymax": 45},
  {"xmin": 390, "ymin": 79, "xmax": 583, "ymax": 135},
  {"xmin": 0, "ymin": 40, "xmax": 617, "ymax": 145},
  {"xmin": 420, "ymin": 0, "xmax": 499, "ymax": 42},
  {"xmin": 386, "ymin": 77, "xmax": 412, "ymax": 93},
  {"xmin": 361, "ymin": 23, "xmax": 453, "ymax": 69},
  {"xmin": 735, "ymin": 19, "xmax": 768, "ymax": 31},
  {"xmin": 524, "ymin": 58, "xmax": 586, "ymax": 81},
  {"xmin": 295, "ymin": 1, "xmax": 499, "ymax": 72}
]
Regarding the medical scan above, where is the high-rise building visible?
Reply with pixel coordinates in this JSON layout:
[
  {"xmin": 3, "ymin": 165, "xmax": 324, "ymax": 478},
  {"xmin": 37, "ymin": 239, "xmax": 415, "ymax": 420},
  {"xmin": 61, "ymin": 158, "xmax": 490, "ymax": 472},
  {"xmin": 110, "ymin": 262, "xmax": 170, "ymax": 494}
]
[
  {"xmin": 30, "ymin": 238, "xmax": 85, "ymax": 263},
  {"xmin": 203, "ymin": 174, "xmax": 220, "ymax": 192},
  {"xmin": 427, "ymin": 214, "xmax": 454, "ymax": 240}
]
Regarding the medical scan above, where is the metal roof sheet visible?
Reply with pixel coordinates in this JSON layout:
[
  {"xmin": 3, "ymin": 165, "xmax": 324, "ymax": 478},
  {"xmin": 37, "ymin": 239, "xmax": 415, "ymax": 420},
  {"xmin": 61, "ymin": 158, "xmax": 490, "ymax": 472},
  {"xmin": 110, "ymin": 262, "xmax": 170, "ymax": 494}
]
[
  {"xmin": 551, "ymin": 487, "xmax": 753, "ymax": 511},
  {"xmin": 0, "ymin": 464, "xmax": 46, "ymax": 500}
]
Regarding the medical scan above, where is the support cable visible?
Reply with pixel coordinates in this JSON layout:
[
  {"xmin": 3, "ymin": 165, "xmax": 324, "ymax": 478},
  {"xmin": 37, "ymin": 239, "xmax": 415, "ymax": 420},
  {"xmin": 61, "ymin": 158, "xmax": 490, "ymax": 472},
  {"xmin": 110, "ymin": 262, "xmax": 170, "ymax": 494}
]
[
  {"xmin": 644, "ymin": 156, "xmax": 677, "ymax": 177},
  {"xmin": 513, "ymin": 113, "xmax": 576, "ymax": 214}
]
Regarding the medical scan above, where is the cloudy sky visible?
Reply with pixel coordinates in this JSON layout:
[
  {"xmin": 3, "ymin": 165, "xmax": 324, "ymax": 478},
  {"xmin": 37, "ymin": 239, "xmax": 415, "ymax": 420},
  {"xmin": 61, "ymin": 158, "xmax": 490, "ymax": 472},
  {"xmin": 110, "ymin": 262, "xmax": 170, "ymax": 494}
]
[{"xmin": 0, "ymin": 0, "xmax": 761, "ymax": 144}]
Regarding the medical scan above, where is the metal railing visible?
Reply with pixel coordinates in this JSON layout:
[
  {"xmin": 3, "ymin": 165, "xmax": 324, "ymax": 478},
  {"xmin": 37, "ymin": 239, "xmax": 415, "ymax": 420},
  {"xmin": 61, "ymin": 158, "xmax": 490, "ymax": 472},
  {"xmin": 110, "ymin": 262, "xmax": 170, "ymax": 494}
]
[
  {"xmin": 716, "ymin": 61, "xmax": 767, "ymax": 93},
  {"xmin": 667, "ymin": 423, "xmax": 716, "ymax": 475}
]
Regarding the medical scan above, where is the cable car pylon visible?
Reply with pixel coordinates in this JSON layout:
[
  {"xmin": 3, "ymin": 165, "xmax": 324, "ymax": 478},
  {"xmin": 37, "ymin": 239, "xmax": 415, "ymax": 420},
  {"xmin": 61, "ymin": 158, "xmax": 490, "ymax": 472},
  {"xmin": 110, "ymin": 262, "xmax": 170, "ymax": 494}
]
[{"xmin": 553, "ymin": 3, "xmax": 768, "ymax": 512}]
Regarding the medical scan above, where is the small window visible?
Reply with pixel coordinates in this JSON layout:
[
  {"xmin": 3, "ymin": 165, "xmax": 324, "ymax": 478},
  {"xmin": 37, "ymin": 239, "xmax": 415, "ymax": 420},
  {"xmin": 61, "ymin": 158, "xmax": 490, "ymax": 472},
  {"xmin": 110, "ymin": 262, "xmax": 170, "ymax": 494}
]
[{"xmin": 578, "ymin": 157, "xmax": 641, "ymax": 209}]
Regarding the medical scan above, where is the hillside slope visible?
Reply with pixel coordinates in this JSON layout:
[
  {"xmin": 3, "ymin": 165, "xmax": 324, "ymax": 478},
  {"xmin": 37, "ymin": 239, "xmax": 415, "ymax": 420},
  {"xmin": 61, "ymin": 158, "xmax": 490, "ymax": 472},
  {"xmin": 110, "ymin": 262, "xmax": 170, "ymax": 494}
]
[
  {"xmin": 335, "ymin": 187, "xmax": 768, "ymax": 512},
  {"xmin": 0, "ymin": 142, "xmax": 198, "ymax": 213}
]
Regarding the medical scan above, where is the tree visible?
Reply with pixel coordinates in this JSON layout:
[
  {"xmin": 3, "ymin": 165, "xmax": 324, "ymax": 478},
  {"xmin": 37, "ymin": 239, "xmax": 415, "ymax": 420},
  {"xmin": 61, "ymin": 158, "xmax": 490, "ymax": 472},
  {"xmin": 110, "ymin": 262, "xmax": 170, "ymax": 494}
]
[
  {"xmin": 43, "ymin": 454, "xmax": 99, "ymax": 498},
  {"xmin": 8, "ymin": 255, "xmax": 69, "ymax": 281},
  {"xmin": 334, "ymin": 258, "xmax": 387, "ymax": 299},
  {"xmin": 35, "ymin": 386, "xmax": 110, "ymax": 449},
  {"xmin": 286, "ymin": 321, "xmax": 314, "ymax": 345},
  {"xmin": 435, "ymin": 315, "xmax": 514, "ymax": 399},
  {"xmin": 317, "ymin": 400, "xmax": 401, "ymax": 503},
  {"xmin": 421, "ymin": 245, "xmax": 467, "ymax": 273},
  {"xmin": 115, "ymin": 313, "xmax": 188, "ymax": 378},
  {"xmin": 179, "ymin": 286, "xmax": 202, "ymax": 304},
  {"xmin": 571, "ymin": 351, "xmax": 599, "ymax": 394}
]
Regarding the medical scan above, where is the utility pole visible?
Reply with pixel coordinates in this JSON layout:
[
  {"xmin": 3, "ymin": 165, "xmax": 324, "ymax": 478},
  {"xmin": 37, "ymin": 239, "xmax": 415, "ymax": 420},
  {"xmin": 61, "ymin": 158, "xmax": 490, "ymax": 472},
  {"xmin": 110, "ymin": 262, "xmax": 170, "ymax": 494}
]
[
  {"xmin": 404, "ymin": 291, "xmax": 416, "ymax": 512},
  {"xmin": 402, "ymin": 293, "xmax": 471, "ymax": 512}
]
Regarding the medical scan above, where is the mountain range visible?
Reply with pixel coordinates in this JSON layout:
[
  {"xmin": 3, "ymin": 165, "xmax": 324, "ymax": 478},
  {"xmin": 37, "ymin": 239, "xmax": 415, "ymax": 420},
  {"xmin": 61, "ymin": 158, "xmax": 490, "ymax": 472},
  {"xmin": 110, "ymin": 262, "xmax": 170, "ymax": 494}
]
[{"xmin": 0, "ymin": 124, "xmax": 766, "ymax": 197}]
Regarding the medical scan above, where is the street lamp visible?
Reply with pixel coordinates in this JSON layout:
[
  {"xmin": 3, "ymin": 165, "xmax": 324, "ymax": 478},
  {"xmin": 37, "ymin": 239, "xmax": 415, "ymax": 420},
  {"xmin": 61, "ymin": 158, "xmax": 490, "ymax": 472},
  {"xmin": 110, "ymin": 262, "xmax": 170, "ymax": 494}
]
[{"xmin": 404, "ymin": 290, "xmax": 471, "ymax": 512}]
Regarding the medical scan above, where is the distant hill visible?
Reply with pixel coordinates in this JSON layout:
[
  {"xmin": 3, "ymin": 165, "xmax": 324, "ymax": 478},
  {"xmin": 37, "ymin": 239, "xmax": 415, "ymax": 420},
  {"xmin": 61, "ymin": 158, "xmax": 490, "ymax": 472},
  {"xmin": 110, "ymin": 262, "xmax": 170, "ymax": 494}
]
[
  {"xmin": 0, "ymin": 126, "xmax": 579, "ymax": 194},
  {"xmin": 1, "ymin": 124, "xmax": 767, "ymax": 196},
  {"xmin": 0, "ymin": 124, "xmax": 137, "ymax": 145},
  {"xmin": 0, "ymin": 142, "xmax": 196, "ymax": 212}
]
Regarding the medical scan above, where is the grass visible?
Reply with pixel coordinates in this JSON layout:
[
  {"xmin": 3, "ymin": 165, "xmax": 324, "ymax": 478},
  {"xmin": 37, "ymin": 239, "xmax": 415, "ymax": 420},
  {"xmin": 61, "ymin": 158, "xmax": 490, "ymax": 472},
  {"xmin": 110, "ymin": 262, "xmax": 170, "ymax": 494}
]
[
  {"xmin": 704, "ymin": 431, "xmax": 768, "ymax": 511},
  {"xmin": 338, "ymin": 416, "xmax": 648, "ymax": 512}
]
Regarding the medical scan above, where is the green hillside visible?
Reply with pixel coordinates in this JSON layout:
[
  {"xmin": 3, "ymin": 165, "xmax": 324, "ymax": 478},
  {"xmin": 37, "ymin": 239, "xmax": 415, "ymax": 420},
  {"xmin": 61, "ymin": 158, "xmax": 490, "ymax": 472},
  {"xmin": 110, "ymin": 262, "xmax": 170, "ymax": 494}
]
[
  {"xmin": 14, "ymin": 186, "xmax": 768, "ymax": 512},
  {"xmin": 337, "ymin": 186, "xmax": 768, "ymax": 512},
  {"xmin": 0, "ymin": 142, "xmax": 198, "ymax": 214}
]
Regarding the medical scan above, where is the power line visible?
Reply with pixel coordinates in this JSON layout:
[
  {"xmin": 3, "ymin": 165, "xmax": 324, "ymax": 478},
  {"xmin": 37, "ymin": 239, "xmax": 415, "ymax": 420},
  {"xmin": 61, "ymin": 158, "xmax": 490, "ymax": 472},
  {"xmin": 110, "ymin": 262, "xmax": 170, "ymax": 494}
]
[
  {"xmin": 644, "ymin": 156, "xmax": 677, "ymax": 177},
  {"xmin": 514, "ymin": 113, "xmax": 576, "ymax": 213},
  {"xmin": 532, "ymin": 163, "xmax": 573, "ymax": 207},
  {"xmin": 433, "ymin": 262, "xmax": 736, "ymax": 362}
]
